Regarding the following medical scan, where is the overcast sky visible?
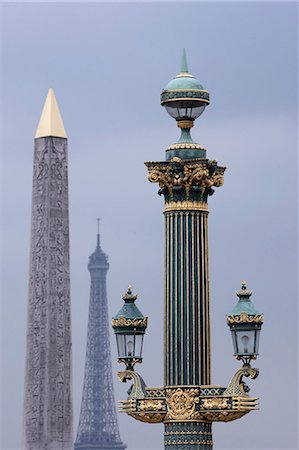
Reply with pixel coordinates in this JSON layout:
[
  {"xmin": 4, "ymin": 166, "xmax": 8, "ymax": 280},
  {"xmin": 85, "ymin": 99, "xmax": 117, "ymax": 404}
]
[{"xmin": 1, "ymin": 2, "xmax": 298, "ymax": 450}]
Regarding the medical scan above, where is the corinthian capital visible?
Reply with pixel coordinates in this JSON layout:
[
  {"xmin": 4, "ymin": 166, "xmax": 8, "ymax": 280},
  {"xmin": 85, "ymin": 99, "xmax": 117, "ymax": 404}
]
[{"xmin": 145, "ymin": 157, "xmax": 225, "ymax": 203}]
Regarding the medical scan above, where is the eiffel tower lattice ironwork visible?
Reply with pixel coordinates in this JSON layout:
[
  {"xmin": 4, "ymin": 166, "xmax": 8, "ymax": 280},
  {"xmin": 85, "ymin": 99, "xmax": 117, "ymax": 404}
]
[{"xmin": 75, "ymin": 221, "xmax": 126, "ymax": 450}]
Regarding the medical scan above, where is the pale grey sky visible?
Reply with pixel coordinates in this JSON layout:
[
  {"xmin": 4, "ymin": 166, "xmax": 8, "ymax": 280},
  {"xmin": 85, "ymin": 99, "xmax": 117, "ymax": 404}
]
[{"xmin": 1, "ymin": 2, "xmax": 298, "ymax": 450}]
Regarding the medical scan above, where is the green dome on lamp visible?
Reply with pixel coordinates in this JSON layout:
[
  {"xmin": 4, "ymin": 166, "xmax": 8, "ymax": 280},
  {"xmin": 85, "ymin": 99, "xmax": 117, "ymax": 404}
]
[
  {"xmin": 162, "ymin": 49, "xmax": 207, "ymax": 94},
  {"xmin": 228, "ymin": 281, "xmax": 262, "ymax": 318},
  {"xmin": 161, "ymin": 49, "xmax": 210, "ymax": 160}
]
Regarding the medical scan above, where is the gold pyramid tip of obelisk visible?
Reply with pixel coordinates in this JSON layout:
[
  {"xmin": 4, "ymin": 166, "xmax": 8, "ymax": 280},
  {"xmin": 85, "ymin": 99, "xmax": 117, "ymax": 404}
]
[{"xmin": 35, "ymin": 88, "xmax": 67, "ymax": 138}]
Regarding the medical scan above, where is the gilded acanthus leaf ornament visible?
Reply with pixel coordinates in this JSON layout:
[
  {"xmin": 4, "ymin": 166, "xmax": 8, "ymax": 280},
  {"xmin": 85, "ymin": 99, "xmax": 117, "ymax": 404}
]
[{"xmin": 145, "ymin": 157, "xmax": 225, "ymax": 202}]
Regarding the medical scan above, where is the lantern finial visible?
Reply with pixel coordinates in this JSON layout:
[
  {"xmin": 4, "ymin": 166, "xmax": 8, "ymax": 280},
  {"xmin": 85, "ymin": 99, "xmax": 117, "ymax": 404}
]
[
  {"xmin": 236, "ymin": 281, "xmax": 253, "ymax": 299},
  {"xmin": 123, "ymin": 285, "xmax": 138, "ymax": 302}
]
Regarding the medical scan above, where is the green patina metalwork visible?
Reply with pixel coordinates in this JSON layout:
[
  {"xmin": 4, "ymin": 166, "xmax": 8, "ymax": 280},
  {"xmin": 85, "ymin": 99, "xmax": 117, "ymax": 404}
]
[
  {"xmin": 164, "ymin": 422, "xmax": 213, "ymax": 450},
  {"xmin": 178, "ymin": 128, "xmax": 195, "ymax": 144},
  {"xmin": 229, "ymin": 284, "xmax": 261, "ymax": 317},
  {"xmin": 161, "ymin": 49, "xmax": 209, "ymax": 103},
  {"xmin": 230, "ymin": 298, "xmax": 261, "ymax": 317},
  {"xmin": 161, "ymin": 89, "xmax": 209, "ymax": 103},
  {"xmin": 113, "ymin": 287, "xmax": 144, "ymax": 321},
  {"xmin": 160, "ymin": 50, "xmax": 210, "ymax": 160}
]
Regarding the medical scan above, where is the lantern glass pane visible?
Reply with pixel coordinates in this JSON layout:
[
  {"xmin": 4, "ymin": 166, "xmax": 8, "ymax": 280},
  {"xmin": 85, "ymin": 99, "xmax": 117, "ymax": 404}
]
[
  {"xmin": 134, "ymin": 334, "xmax": 144, "ymax": 358},
  {"xmin": 165, "ymin": 104, "xmax": 205, "ymax": 120},
  {"xmin": 116, "ymin": 334, "xmax": 126, "ymax": 358},
  {"xmin": 254, "ymin": 329, "xmax": 261, "ymax": 354},
  {"xmin": 190, "ymin": 105, "xmax": 206, "ymax": 119},
  {"xmin": 124, "ymin": 334, "xmax": 135, "ymax": 357},
  {"xmin": 231, "ymin": 330, "xmax": 238, "ymax": 355},
  {"xmin": 236, "ymin": 330, "xmax": 256, "ymax": 356}
]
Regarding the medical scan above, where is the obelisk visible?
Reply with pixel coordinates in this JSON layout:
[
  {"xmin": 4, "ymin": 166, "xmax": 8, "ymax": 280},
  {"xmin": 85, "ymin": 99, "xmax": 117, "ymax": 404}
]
[{"xmin": 23, "ymin": 88, "xmax": 73, "ymax": 450}]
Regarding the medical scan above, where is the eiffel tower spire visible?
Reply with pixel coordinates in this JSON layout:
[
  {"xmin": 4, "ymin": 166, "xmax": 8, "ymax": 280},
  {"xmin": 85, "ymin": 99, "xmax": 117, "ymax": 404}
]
[{"xmin": 74, "ymin": 224, "xmax": 126, "ymax": 450}]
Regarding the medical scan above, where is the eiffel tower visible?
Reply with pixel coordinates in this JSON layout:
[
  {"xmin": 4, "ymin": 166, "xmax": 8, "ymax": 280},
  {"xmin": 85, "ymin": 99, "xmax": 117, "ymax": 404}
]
[{"xmin": 75, "ymin": 220, "xmax": 126, "ymax": 450}]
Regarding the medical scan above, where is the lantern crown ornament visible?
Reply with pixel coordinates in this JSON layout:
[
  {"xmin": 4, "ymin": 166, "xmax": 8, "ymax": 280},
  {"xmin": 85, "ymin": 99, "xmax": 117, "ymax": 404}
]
[
  {"xmin": 112, "ymin": 286, "xmax": 148, "ymax": 370},
  {"xmin": 161, "ymin": 49, "xmax": 210, "ymax": 160},
  {"xmin": 227, "ymin": 281, "xmax": 263, "ymax": 366}
]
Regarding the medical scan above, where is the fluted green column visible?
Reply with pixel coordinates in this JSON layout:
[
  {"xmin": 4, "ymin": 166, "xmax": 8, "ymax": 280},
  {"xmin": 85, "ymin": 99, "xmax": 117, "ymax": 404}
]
[
  {"xmin": 145, "ymin": 49, "xmax": 225, "ymax": 450},
  {"xmin": 164, "ymin": 203, "xmax": 212, "ymax": 450},
  {"xmin": 146, "ymin": 156, "xmax": 225, "ymax": 450},
  {"xmin": 164, "ymin": 208, "xmax": 210, "ymax": 387}
]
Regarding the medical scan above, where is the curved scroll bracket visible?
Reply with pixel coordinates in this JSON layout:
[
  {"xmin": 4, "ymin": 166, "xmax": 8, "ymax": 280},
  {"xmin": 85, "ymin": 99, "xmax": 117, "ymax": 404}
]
[
  {"xmin": 223, "ymin": 365, "xmax": 259, "ymax": 397},
  {"xmin": 117, "ymin": 370, "xmax": 147, "ymax": 399}
]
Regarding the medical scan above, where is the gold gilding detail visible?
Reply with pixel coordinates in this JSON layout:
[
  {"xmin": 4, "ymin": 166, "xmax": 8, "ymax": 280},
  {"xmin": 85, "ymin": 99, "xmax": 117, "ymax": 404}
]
[
  {"xmin": 226, "ymin": 312, "xmax": 263, "ymax": 325},
  {"xmin": 163, "ymin": 87, "xmax": 209, "ymax": 93},
  {"xmin": 199, "ymin": 411, "xmax": 248, "ymax": 422},
  {"xmin": 165, "ymin": 439, "xmax": 213, "ymax": 446},
  {"xmin": 223, "ymin": 366, "xmax": 259, "ymax": 397},
  {"xmin": 146, "ymin": 158, "xmax": 225, "ymax": 197},
  {"xmin": 201, "ymin": 398, "xmax": 229, "ymax": 410},
  {"xmin": 166, "ymin": 387, "xmax": 201, "ymax": 420},
  {"xmin": 112, "ymin": 316, "xmax": 148, "ymax": 328},
  {"xmin": 161, "ymin": 97, "xmax": 210, "ymax": 104},
  {"xmin": 167, "ymin": 143, "xmax": 205, "ymax": 150},
  {"xmin": 139, "ymin": 399, "xmax": 166, "ymax": 411},
  {"xmin": 130, "ymin": 412, "xmax": 166, "ymax": 423},
  {"xmin": 164, "ymin": 201, "xmax": 208, "ymax": 212},
  {"xmin": 177, "ymin": 120, "xmax": 194, "ymax": 129}
]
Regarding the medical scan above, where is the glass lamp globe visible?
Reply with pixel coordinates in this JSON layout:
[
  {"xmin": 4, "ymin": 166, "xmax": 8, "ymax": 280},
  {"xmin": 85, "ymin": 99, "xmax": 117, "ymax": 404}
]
[{"xmin": 165, "ymin": 102, "xmax": 207, "ymax": 121}]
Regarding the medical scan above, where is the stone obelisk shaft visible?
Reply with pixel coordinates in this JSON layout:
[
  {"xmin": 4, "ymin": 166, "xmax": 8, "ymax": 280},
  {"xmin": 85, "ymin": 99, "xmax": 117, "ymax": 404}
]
[{"xmin": 23, "ymin": 89, "xmax": 73, "ymax": 450}]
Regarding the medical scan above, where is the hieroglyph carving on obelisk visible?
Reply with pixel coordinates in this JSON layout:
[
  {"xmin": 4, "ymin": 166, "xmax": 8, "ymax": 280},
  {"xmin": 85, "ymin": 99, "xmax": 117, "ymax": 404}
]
[{"xmin": 23, "ymin": 88, "xmax": 73, "ymax": 450}]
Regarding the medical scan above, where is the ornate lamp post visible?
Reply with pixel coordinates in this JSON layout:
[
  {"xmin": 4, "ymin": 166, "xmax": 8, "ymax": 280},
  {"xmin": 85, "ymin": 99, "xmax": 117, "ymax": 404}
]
[
  {"xmin": 112, "ymin": 286, "xmax": 148, "ymax": 371},
  {"xmin": 227, "ymin": 281, "xmax": 263, "ymax": 367},
  {"xmin": 113, "ymin": 50, "xmax": 263, "ymax": 450}
]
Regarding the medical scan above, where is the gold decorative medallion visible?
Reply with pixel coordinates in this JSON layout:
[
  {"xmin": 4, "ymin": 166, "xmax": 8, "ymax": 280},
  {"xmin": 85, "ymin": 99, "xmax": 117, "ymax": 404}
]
[{"xmin": 166, "ymin": 388, "xmax": 200, "ymax": 420}]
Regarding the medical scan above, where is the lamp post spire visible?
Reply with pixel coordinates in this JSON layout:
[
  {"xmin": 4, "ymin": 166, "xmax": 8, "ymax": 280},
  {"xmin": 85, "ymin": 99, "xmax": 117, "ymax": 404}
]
[{"xmin": 180, "ymin": 48, "xmax": 188, "ymax": 73}]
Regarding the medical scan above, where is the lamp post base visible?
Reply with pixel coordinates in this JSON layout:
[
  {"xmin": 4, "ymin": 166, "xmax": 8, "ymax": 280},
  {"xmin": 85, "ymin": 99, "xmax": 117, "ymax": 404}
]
[{"xmin": 164, "ymin": 422, "xmax": 212, "ymax": 450}]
